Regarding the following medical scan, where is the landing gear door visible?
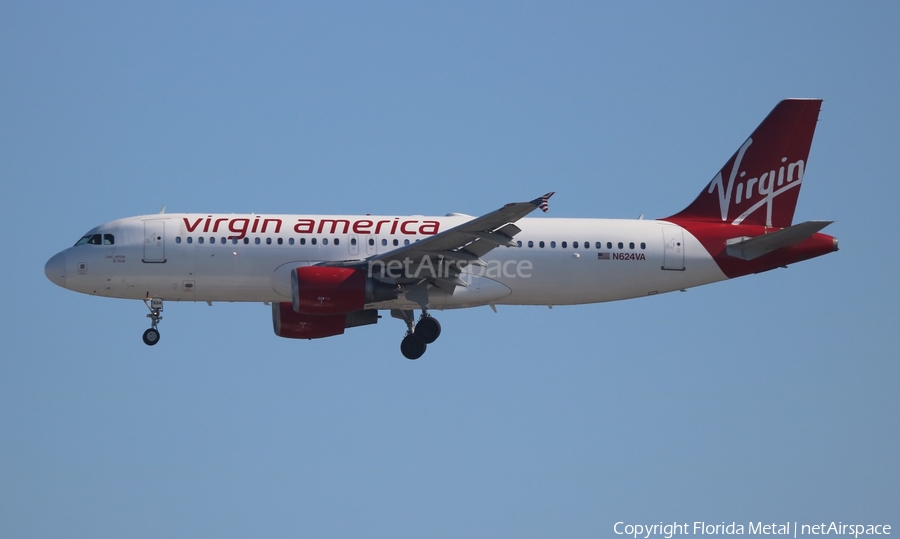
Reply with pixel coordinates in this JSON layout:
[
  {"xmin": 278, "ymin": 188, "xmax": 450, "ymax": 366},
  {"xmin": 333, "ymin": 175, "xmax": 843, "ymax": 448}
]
[
  {"xmin": 143, "ymin": 220, "xmax": 166, "ymax": 263},
  {"xmin": 662, "ymin": 225, "xmax": 684, "ymax": 271}
]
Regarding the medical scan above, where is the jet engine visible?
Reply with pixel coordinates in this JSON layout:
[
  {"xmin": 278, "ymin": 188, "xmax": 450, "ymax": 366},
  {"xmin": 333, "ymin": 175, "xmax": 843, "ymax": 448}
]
[
  {"xmin": 291, "ymin": 266, "xmax": 398, "ymax": 315},
  {"xmin": 272, "ymin": 302, "xmax": 379, "ymax": 339}
]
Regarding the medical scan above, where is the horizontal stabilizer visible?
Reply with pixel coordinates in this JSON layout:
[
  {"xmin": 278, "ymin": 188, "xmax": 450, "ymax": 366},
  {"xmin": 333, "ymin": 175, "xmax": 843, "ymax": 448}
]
[{"xmin": 726, "ymin": 221, "xmax": 832, "ymax": 260}]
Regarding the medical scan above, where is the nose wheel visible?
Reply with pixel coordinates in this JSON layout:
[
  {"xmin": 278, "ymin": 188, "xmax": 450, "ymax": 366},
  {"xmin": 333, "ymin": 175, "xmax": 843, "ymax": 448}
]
[
  {"xmin": 142, "ymin": 328, "xmax": 160, "ymax": 346},
  {"xmin": 142, "ymin": 298, "xmax": 163, "ymax": 346}
]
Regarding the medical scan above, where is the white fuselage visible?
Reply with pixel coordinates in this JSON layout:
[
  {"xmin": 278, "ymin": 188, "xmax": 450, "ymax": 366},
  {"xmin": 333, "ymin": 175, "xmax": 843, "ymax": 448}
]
[{"xmin": 47, "ymin": 213, "xmax": 727, "ymax": 310}]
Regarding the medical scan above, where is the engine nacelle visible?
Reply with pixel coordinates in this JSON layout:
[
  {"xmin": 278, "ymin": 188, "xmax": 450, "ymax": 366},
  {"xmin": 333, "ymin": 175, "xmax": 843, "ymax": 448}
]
[
  {"xmin": 272, "ymin": 302, "xmax": 378, "ymax": 340},
  {"xmin": 291, "ymin": 266, "xmax": 397, "ymax": 315}
]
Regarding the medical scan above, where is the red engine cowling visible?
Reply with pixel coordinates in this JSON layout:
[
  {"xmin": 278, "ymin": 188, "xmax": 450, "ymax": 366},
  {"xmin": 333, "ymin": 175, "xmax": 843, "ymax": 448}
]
[
  {"xmin": 291, "ymin": 266, "xmax": 397, "ymax": 315},
  {"xmin": 292, "ymin": 266, "xmax": 365, "ymax": 314},
  {"xmin": 272, "ymin": 302, "xmax": 379, "ymax": 340},
  {"xmin": 273, "ymin": 302, "xmax": 346, "ymax": 339}
]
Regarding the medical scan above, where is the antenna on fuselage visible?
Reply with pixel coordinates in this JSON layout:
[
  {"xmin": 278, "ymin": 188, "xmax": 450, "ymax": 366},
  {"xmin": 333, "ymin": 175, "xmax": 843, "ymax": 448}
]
[{"xmin": 158, "ymin": 205, "xmax": 166, "ymax": 214}]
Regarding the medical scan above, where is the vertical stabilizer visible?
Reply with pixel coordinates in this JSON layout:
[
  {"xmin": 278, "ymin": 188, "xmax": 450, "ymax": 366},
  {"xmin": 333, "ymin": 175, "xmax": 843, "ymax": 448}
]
[{"xmin": 665, "ymin": 99, "xmax": 822, "ymax": 228}]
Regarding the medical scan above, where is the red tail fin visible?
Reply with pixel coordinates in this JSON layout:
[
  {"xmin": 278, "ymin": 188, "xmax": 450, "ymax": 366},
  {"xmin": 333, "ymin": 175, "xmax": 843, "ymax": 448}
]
[{"xmin": 665, "ymin": 99, "xmax": 822, "ymax": 228}]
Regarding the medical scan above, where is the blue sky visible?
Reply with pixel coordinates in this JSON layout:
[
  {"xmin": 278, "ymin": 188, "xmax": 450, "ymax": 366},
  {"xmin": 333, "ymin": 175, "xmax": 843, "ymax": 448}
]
[{"xmin": 2, "ymin": 2, "xmax": 898, "ymax": 537}]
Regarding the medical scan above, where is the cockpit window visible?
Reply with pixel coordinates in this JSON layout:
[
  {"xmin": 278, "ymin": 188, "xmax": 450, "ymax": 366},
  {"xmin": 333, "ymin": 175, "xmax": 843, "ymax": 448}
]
[{"xmin": 74, "ymin": 233, "xmax": 114, "ymax": 246}]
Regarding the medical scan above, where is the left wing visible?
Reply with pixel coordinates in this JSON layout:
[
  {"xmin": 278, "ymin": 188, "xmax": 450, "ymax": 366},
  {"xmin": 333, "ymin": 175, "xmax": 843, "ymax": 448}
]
[{"xmin": 330, "ymin": 192, "xmax": 554, "ymax": 293}]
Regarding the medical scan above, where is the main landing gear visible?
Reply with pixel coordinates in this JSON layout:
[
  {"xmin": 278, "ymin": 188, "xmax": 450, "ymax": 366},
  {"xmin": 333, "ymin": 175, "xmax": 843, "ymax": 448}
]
[
  {"xmin": 142, "ymin": 298, "xmax": 163, "ymax": 346},
  {"xmin": 393, "ymin": 309, "xmax": 442, "ymax": 360}
]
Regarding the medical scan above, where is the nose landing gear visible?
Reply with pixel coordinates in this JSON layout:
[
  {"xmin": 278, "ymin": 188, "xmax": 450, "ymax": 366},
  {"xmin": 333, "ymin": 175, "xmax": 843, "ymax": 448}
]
[
  {"xmin": 142, "ymin": 298, "xmax": 163, "ymax": 346},
  {"xmin": 392, "ymin": 309, "xmax": 442, "ymax": 360}
]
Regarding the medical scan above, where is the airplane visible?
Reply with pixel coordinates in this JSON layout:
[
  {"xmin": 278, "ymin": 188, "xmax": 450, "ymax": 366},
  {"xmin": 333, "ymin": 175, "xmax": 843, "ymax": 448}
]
[{"xmin": 45, "ymin": 99, "xmax": 838, "ymax": 359}]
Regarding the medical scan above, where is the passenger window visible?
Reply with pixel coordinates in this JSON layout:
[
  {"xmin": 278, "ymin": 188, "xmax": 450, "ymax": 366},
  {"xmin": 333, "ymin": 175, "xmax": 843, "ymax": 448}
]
[
  {"xmin": 232, "ymin": 238, "xmax": 238, "ymax": 244},
  {"xmin": 369, "ymin": 238, "xmax": 375, "ymax": 246},
  {"xmin": 300, "ymin": 238, "xmax": 306, "ymax": 245},
  {"xmin": 289, "ymin": 238, "xmax": 295, "ymax": 245},
  {"xmin": 311, "ymin": 238, "xmax": 317, "ymax": 245},
  {"xmin": 198, "ymin": 237, "xmax": 204, "ymax": 244},
  {"xmin": 618, "ymin": 242, "xmax": 623, "ymax": 249},
  {"xmin": 351, "ymin": 238, "xmax": 357, "ymax": 246},
  {"xmin": 607, "ymin": 242, "xmax": 612, "ymax": 249},
  {"xmin": 562, "ymin": 241, "xmax": 567, "ymax": 248},
  {"xmin": 517, "ymin": 241, "xmax": 522, "ymax": 247},
  {"xmin": 382, "ymin": 239, "xmax": 387, "ymax": 246},
  {"xmin": 573, "ymin": 241, "xmax": 578, "ymax": 248},
  {"xmin": 404, "ymin": 239, "xmax": 410, "ymax": 246},
  {"xmin": 243, "ymin": 238, "xmax": 249, "ymax": 244},
  {"xmin": 629, "ymin": 242, "xmax": 635, "ymax": 249},
  {"xmin": 640, "ymin": 242, "xmax": 646, "ymax": 249},
  {"xmin": 393, "ymin": 239, "xmax": 399, "ymax": 246},
  {"xmin": 255, "ymin": 238, "xmax": 261, "ymax": 245},
  {"xmin": 187, "ymin": 237, "xmax": 193, "ymax": 244},
  {"xmin": 266, "ymin": 238, "xmax": 272, "ymax": 245},
  {"xmin": 103, "ymin": 234, "xmax": 114, "ymax": 245},
  {"xmin": 539, "ymin": 241, "xmax": 545, "ymax": 248},
  {"xmin": 176, "ymin": 237, "xmax": 182, "ymax": 244},
  {"xmin": 277, "ymin": 238, "xmax": 283, "ymax": 245},
  {"xmin": 550, "ymin": 241, "xmax": 556, "ymax": 248},
  {"xmin": 323, "ymin": 238, "xmax": 328, "ymax": 245},
  {"xmin": 528, "ymin": 241, "xmax": 534, "ymax": 248},
  {"xmin": 334, "ymin": 238, "xmax": 340, "ymax": 246}
]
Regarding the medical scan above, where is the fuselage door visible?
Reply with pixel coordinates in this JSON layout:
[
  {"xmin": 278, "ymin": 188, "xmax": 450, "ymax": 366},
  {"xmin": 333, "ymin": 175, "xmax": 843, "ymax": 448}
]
[
  {"xmin": 662, "ymin": 225, "xmax": 684, "ymax": 271},
  {"xmin": 143, "ymin": 220, "xmax": 166, "ymax": 263}
]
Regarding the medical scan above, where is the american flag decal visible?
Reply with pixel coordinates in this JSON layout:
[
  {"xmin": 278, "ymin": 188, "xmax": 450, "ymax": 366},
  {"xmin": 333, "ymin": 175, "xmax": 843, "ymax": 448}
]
[
  {"xmin": 529, "ymin": 191, "xmax": 555, "ymax": 213},
  {"xmin": 598, "ymin": 252, "xmax": 610, "ymax": 260}
]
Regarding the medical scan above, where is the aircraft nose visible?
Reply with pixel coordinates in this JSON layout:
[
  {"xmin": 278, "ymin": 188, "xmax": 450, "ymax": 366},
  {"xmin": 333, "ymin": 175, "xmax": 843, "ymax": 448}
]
[{"xmin": 45, "ymin": 251, "xmax": 67, "ymax": 288}]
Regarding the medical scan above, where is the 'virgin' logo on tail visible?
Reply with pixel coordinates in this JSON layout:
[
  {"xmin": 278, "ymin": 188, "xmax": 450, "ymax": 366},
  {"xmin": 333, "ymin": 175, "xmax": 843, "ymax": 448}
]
[{"xmin": 707, "ymin": 138, "xmax": 805, "ymax": 226}]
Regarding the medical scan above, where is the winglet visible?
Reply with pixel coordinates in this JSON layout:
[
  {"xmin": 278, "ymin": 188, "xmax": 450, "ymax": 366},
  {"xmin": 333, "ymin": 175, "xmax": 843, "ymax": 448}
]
[{"xmin": 529, "ymin": 192, "xmax": 555, "ymax": 213}]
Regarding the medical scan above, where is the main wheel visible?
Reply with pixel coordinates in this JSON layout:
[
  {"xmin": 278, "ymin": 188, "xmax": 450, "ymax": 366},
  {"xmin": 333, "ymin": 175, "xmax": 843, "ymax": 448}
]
[
  {"xmin": 415, "ymin": 317, "xmax": 441, "ymax": 344},
  {"xmin": 142, "ymin": 328, "xmax": 160, "ymax": 346},
  {"xmin": 400, "ymin": 334, "xmax": 427, "ymax": 360}
]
